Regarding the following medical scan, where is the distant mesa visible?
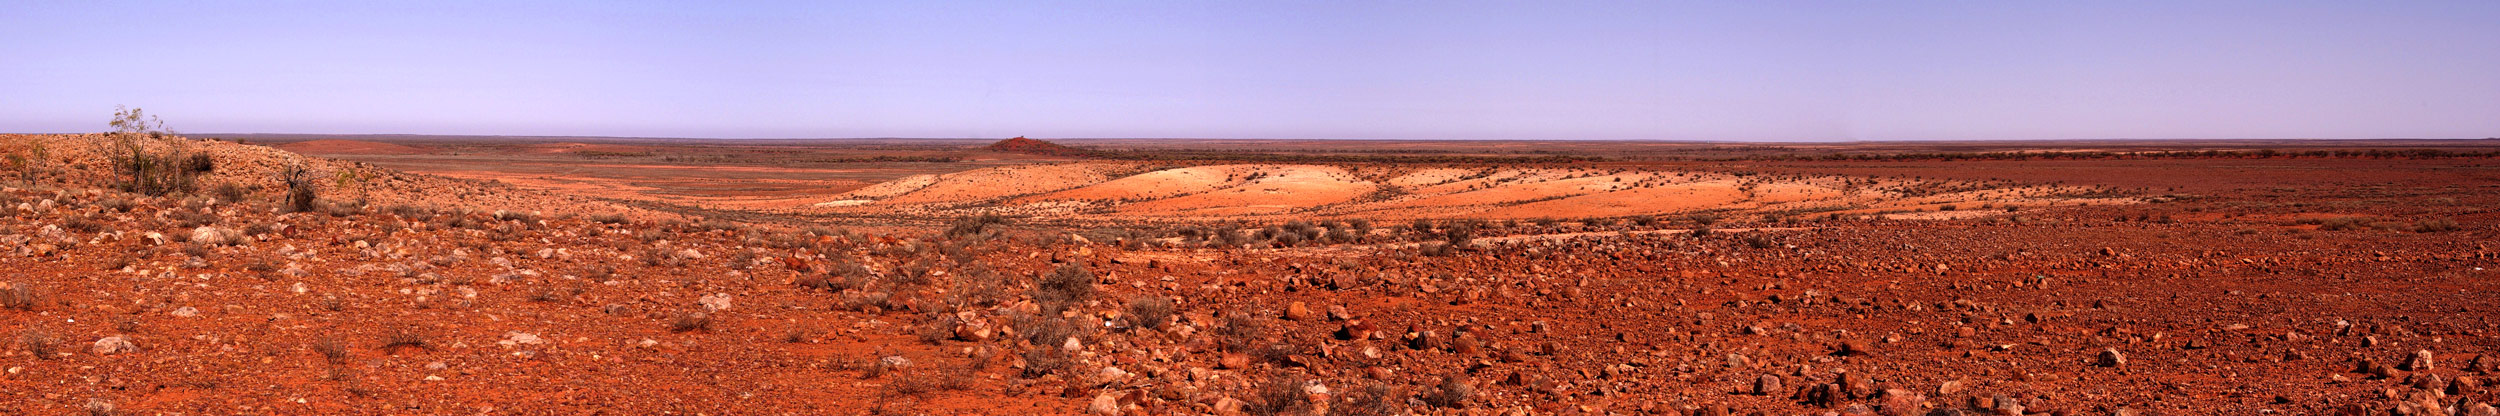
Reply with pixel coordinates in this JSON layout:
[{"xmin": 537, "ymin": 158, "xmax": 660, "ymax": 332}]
[{"xmin": 985, "ymin": 136, "xmax": 1092, "ymax": 157}]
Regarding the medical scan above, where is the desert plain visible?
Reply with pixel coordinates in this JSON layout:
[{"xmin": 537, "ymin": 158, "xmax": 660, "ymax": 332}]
[{"xmin": 2, "ymin": 132, "xmax": 2497, "ymax": 415}]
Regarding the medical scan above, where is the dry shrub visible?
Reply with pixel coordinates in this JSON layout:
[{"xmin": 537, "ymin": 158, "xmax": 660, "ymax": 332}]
[
  {"xmin": 1334, "ymin": 382, "xmax": 1403, "ymax": 416},
  {"xmin": 212, "ymin": 182, "xmax": 247, "ymax": 203},
  {"xmin": 1033, "ymin": 263, "xmax": 1095, "ymax": 314},
  {"xmin": 1249, "ymin": 373, "xmax": 1314, "ymax": 416},
  {"xmin": 1215, "ymin": 311, "xmax": 1269, "ymax": 353},
  {"xmin": 17, "ymin": 329, "xmax": 57, "ymax": 360},
  {"xmin": 841, "ymin": 291, "xmax": 893, "ymax": 312},
  {"xmin": 279, "ymin": 164, "xmax": 318, "ymax": 213},
  {"xmin": 383, "ymin": 328, "xmax": 430, "ymax": 350},
  {"xmin": 1019, "ymin": 346, "xmax": 1070, "ymax": 378},
  {"xmin": 2410, "ymin": 218, "xmax": 2462, "ymax": 232},
  {"xmin": 1, "ymin": 283, "xmax": 36, "ymax": 311},
  {"xmin": 1421, "ymin": 376, "xmax": 1472, "ymax": 408},
  {"xmin": 1126, "ymin": 296, "xmax": 1175, "ymax": 330},
  {"xmin": 315, "ymin": 337, "xmax": 349, "ymax": 364}
]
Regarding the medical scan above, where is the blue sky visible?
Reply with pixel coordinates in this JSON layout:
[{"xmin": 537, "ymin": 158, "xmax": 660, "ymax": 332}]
[{"xmin": 3, "ymin": 1, "xmax": 2495, "ymax": 140}]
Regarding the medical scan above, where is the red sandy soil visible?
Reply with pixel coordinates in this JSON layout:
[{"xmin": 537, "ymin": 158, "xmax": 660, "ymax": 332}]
[{"xmin": 3, "ymin": 133, "xmax": 2498, "ymax": 415}]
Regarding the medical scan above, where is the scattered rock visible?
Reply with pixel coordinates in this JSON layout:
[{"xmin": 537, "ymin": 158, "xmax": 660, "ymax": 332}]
[
  {"xmin": 90, "ymin": 336, "xmax": 137, "ymax": 355},
  {"xmin": 499, "ymin": 332, "xmax": 545, "ymax": 347},
  {"xmin": 2096, "ymin": 348, "xmax": 2125, "ymax": 367},
  {"xmin": 1088, "ymin": 392, "xmax": 1121, "ymax": 415},
  {"xmin": 190, "ymin": 226, "xmax": 239, "ymax": 246},
  {"xmin": 1285, "ymin": 301, "xmax": 1316, "ymax": 321},
  {"xmin": 2404, "ymin": 349, "xmax": 2436, "ymax": 371},
  {"xmin": 697, "ymin": 293, "xmax": 733, "ymax": 312}
]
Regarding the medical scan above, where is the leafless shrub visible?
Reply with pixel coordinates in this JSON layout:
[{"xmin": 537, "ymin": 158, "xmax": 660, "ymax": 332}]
[
  {"xmin": 82, "ymin": 398, "xmax": 115, "ymax": 416},
  {"xmin": 2410, "ymin": 218, "xmax": 2462, "ymax": 232},
  {"xmin": 1421, "ymin": 375, "xmax": 1473, "ymax": 408},
  {"xmin": 949, "ymin": 267, "xmax": 1006, "ymax": 308},
  {"xmin": 945, "ymin": 213, "xmax": 1009, "ymax": 238},
  {"xmin": 383, "ymin": 328, "xmax": 430, "ymax": 350},
  {"xmin": 99, "ymin": 198, "xmax": 136, "ymax": 212},
  {"xmin": 315, "ymin": 337, "xmax": 349, "ymax": 364},
  {"xmin": 1018, "ymin": 316, "xmax": 1078, "ymax": 348},
  {"xmin": 61, "ymin": 215, "xmax": 105, "ymax": 234},
  {"xmin": 1, "ymin": 283, "xmax": 37, "ymax": 311},
  {"xmin": 212, "ymin": 182, "xmax": 247, "ymax": 203},
  {"xmin": 319, "ymin": 199, "xmax": 364, "ymax": 217},
  {"xmin": 19, "ymin": 329, "xmax": 58, "ymax": 359},
  {"xmin": 888, "ymin": 365, "xmax": 974, "ymax": 396},
  {"xmin": 782, "ymin": 326, "xmax": 814, "ymax": 343},
  {"xmin": 279, "ymin": 164, "xmax": 318, "ymax": 213},
  {"xmin": 917, "ymin": 313, "xmax": 959, "ymax": 344},
  {"xmin": 1020, "ymin": 346, "xmax": 1070, "ymax": 378},
  {"xmin": 1033, "ymin": 263, "xmax": 1095, "ymax": 314},
  {"xmin": 1215, "ymin": 311, "xmax": 1269, "ymax": 353},
  {"xmin": 1745, "ymin": 234, "xmax": 1778, "ymax": 249},
  {"xmin": 841, "ymin": 291, "xmax": 893, "ymax": 312},
  {"xmin": 1249, "ymin": 373, "xmax": 1314, "ymax": 416},
  {"xmin": 1334, "ymin": 382, "xmax": 1403, "ymax": 416},
  {"xmin": 384, "ymin": 204, "xmax": 432, "ymax": 220},
  {"xmin": 1127, "ymin": 296, "xmax": 1175, "ymax": 330}
]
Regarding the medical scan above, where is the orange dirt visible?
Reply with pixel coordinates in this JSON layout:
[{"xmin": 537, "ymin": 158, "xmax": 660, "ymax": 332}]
[{"xmin": 5, "ymin": 133, "xmax": 2498, "ymax": 415}]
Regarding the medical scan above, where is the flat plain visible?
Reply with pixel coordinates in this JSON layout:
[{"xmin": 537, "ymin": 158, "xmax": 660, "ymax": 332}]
[{"xmin": 4, "ymin": 133, "xmax": 2497, "ymax": 415}]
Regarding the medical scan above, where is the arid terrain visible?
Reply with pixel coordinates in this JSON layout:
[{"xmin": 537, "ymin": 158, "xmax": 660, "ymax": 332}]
[{"xmin": 4, "ymin": 132, "xmax": 2499, "ymax": 415}]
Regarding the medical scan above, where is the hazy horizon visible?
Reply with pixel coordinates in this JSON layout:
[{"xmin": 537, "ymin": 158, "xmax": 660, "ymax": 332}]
[{"xmin": 6, "ymin": 1, "xmax": 2497, "ymax": 141}]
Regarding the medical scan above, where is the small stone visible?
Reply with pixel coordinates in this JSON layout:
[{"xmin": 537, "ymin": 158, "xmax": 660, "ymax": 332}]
[
  {"xmin": 189, "ymin": 226, "xmax": 236, "ymax": 246},
  {"xmin": 2416, "ymin": 374, "xmax": 2448, "ymax": 391},
  {"xmin": 954, "ymin": 320, "xmax": 992, "ymax": 342},
  {"xmin": 879, "ymin": 355, "xmax": 912, "ymax": 369},
  {"xmin": 1285, "ymin": 302, "xmax": 1316, "ymax": 321},
  {"xmin": 1880, "ymin": 389, "xmax": 1924, "ymax": 414},
  {"xmin": 2405, "ymin": 350, "xmax": 2436, "ymax": 371},
  {"xmin": 1088, "ymin": 392, "xmax": 1121, "ymax": 415},
  {"xmin": 169, "ymin": 307, "xmax": 199, "ymax": 318},
  {"xmin": 697, "ymin": 293, "xmax": 733, "ymax": 312},
  {"xmin": 1753, "ymin": 374, "xmax": 1783, "ymax": 395},
  {"xmin": 1991, "ymin": 394, "xmax": 2022, "ymax": 416},
  {"xmin": 2096, "ymin": 348, "xmax": 2126, "ymax": 367},
  {"xmin": 1213, "ymin": 396, "xmax": 1247, "ymax": 416},
  {"xmin": 1219, "ymin": 353, "xmax": 1252, "ymax": 369},
  {"xmin": 90, "ymin": 336, "xmax": 137, "ymax": 355},
  {"xmin": 498, "ymin": 332, "xmax": 545, "ymax": 347},
  {"xmin": 1836, "ymin": 339, "xmax": 1874, "ymax": 356}
]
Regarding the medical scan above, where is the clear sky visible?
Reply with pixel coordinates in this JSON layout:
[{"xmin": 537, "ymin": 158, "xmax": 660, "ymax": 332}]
[{"xmin": 4, "ymin": 1, "xmax": 2496, "ymax": 141}]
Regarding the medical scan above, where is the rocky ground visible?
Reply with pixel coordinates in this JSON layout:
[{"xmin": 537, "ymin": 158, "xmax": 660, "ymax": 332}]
[{"xmin": 2, "ymin": 133, "xmax": 2496, "ymax": 415}]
